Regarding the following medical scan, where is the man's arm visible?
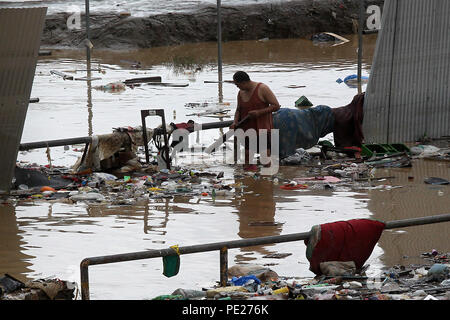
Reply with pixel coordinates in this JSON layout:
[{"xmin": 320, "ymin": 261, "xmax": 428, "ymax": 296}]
[
  {"xmin": 261, "ymin": 83, "xmax": 281, "ymax": 112},
  {"xmin": 230, "ymin": 93, "xmax": 241, "ymax": 128},
  {"xmin": 248, "ymin": 84, "xmax": 280, "ymax": 119}
]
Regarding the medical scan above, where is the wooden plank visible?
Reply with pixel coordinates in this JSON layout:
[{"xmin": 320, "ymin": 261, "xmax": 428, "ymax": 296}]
[
  {"xmin": 124, "ymin": 76, "xmax": 162, "ymax": 84},
  {"xmin": 146, "ymin": 82, "xmax": 189, "ymax": 87},
  {"xmin": 50, "ymin": 70, "xmax": 74, "ymax": 80}
]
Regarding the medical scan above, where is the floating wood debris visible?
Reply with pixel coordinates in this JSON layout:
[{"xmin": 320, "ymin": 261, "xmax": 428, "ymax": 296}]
[
  {"xmin": 286, "ymin": 85, "xmax": 306, "ymax": 89},
  {"xmin": 50, "ymin": 70, "xmax": 74, "ymax": 80},
  {"xmin": 146, "ymin": 82, "xmax": 189, "ymax": 87},
  {"xmin": 204, "ymin": 80, "xmax": 234, "ymax": 84},
  {"xmin": 186, "ymin": 109, "xmax": 230, "ymax": 117},
  {"xmin": 74, "ymin": 76, "xmax": 102, "ymax": 81},
  {"xmin": 124, "ymin": 76, "xmax": 162, "ymax": 85},
  {"xmin": 38, "ymin": 50, "xmax": 52, "ymax": 56}
]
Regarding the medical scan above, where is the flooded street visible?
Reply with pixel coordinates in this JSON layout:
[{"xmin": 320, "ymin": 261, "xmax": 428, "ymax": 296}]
[{"xmin": 1, "ymin": 34, "xmax": 449, "ymax": 300}]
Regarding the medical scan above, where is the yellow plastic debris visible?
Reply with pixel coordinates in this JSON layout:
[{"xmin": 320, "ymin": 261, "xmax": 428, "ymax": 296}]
[{"xmin": 272, "ymin": 287, "xmax": 289, "ymax": 295}]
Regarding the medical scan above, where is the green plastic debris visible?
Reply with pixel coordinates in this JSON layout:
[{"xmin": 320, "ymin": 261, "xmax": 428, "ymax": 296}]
[
  {"xmin": 295, "ymin": 95, "xmax": 313, "ymax": 108},
  {"xmin": 163, "ymin": 245, "xmax": 181, "ymax": 278},
  {"xmin": 361, "ymin": 143, "xmax": 410, "ymax": 157},
  {"xmin": 318, "ymin": 140, "xmax": 333, "ymax": 147}
]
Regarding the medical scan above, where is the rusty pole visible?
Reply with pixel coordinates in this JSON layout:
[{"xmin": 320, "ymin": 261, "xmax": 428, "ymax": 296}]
[{"xmin": 220, "ymin": 247, "xmax": 228, "ymax": 287}]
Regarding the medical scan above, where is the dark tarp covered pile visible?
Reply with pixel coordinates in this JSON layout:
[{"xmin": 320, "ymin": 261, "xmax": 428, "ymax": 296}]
[{"xmin": 273, "ymin": 93, "xmax": 365, "ymax": 159}]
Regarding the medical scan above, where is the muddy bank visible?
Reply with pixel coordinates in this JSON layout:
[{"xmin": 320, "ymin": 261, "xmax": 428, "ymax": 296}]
[{"xmin": 41, "ymin": 0, "xmax": 384, "ymax": 50}]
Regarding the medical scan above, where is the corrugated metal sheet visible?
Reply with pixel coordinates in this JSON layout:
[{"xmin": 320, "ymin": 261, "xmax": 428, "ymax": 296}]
[
  {"xmin": 0, "ymin": 7, "xmax": 47, "ymax": 193},
  {"xmin": 364, "ymin": 0, "xmax": 450, "ymax": 143}
]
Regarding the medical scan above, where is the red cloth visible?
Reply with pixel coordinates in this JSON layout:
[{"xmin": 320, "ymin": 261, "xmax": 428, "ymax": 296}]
[
  {"xmin": 174, "ymin": 122, "xmax": 194, "ymax": 132},
  {"xmin": 305, "ymin": 219, "xmax": 385, "ymax": 275}
]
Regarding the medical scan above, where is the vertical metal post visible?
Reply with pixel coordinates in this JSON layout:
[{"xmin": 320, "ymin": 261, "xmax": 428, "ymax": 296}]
[
  {"xmin": 357, "ymin": 0, "xmax": 364, "ymax": 93},
  {"xmin": 234, "ymin": 136, "xmax": 238, "ymax": 163},
  {"xmin": 159, "ymin": 111, "xmax": 171, "ymax": 170},
  {"xmin": 85, "ymin": 0, "xmax": 93, "ymax": 135},
  {"xmin": 217, "ymin": 0, "xmax": 224, "ymax": 103},
  {"xmin": 85, "ymin": 0, "xmax": 91, "ymax": 66},
  {"xmin": 80, "ymin": 260, "xmax": 90, "ymax": 300},
  {"xmin": 87, "ymin": 76, "xmax": 93, "ymax": 136},
  {"xmin": 141, "ymin": 111, "xmax": 150, "ymax": 164},
  {"xmin": 219, "ymin": 246, "xmax": 228, "ymax": 287},
  {"xmin": 217, "ymin": 0, "xmax": 223, "ymax": 83}
]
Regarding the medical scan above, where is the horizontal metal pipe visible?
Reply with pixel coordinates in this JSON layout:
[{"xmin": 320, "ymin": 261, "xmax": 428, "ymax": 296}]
[
  {"xmin": 80, "ymin": 214, "xmax": 450, "ymax": 299},
  {"xmin": 384, "ymin": 213, "xmax": 450, "ymax": 230},
  {"xmin": 199, "ymin": 120, "xmax": 233, "ymax": 130},
  {"xmin": 19, "ymin": 136, "xmax": 92, "ymax": 150},
  {"xmin": 19, "ymin": 120, "xmax": 232, "ymax": 151},
  {"xmin": 82, "ymin": 231, "xmax": 312, "ymax": 266},
  {"xmin": 80, "ymin": 231, "xmax": 311, "ymax": 299},
  {"xmin": 81, "ymin": 214, "xmax": 450, "ymax": 266},
  {"xmin": 81, "ymin": 213, "xmax": 450, "ymax": 267}
]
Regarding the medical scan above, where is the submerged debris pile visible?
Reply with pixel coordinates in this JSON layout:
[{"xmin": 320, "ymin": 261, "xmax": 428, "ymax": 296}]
[
  {"xmin": 0, "ymin": 274, "xmax": 77, "ymax": 300},
  {"xmin": 6, "ymin": 142, "xmax": 449, "ymax": 205},
  {"xmin": 7, "ymin": 162, "xmax": 241, "ymax": 206}
]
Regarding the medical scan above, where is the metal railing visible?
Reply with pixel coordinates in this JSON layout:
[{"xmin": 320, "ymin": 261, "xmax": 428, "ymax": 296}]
[{"xmin": 80, "ymin": 213, "xmax": 450, "ymax": 300}]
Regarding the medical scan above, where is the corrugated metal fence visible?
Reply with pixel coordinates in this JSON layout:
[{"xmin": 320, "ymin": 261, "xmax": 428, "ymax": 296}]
[
  {"xmin": 0, "ymin": 7, "xmax": 47, "ymax": 193},
  {"xmin": 363, "ymin": 0, "xmax": 450, "ymax": 143}
]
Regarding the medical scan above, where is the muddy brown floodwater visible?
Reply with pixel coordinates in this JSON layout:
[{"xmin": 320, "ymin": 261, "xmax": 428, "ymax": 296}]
[{"xmin": 1, "ymin": 34, "xmax": 449, "ymax": 300}]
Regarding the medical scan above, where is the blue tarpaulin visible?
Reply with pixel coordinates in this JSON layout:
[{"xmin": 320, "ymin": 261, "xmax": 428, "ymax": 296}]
[{"xmin": 273, "ymin": 106, "xmax": 335, "ymax": 159}]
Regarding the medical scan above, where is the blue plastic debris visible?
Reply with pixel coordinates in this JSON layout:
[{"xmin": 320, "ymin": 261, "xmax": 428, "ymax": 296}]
[
  {"xmin": 336, "ymin": 74, "xmax": 369, "ymax": 88},
  {"xmin": 231, "ymin": 275, "xmax": 261, "ymax": 286}
]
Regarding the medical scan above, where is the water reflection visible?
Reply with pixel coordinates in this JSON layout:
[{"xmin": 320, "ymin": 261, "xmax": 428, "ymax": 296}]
[
  {"xmin": 368, "ymin": 159, "xmax": 450, "ymax": 266},
  {"xmin": 87, "ymin": 77, "xmax": 93, "ymax": 136},
  {"xmin": 234, "ymin": 176, "xmax": 281, "ymax": 262},
  {"xmin": 0, "ymin": 204, "xmax": 34, "ymax": 280},
  {"xmin": 144, "ymin": 199, "xmax": 170, "ymax": 236}
]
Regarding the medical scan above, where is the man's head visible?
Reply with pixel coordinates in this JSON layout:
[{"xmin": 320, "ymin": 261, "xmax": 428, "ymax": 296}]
[{"xmin": 233, "ymin": 71, "xmax": 251, "ymax": 90}]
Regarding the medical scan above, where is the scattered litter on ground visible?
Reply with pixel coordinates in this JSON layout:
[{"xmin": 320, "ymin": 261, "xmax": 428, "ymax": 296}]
[
  {"xmin": 8, "ymin": 140, "xmax": 448, "ymax": 205},
  {"xmin": 151, "ymin": 250, "xmax": 450, "ymax": 301},
  {"xmin": 0, "ymin": 274, "xmax": 77, "ymax": 300}
]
